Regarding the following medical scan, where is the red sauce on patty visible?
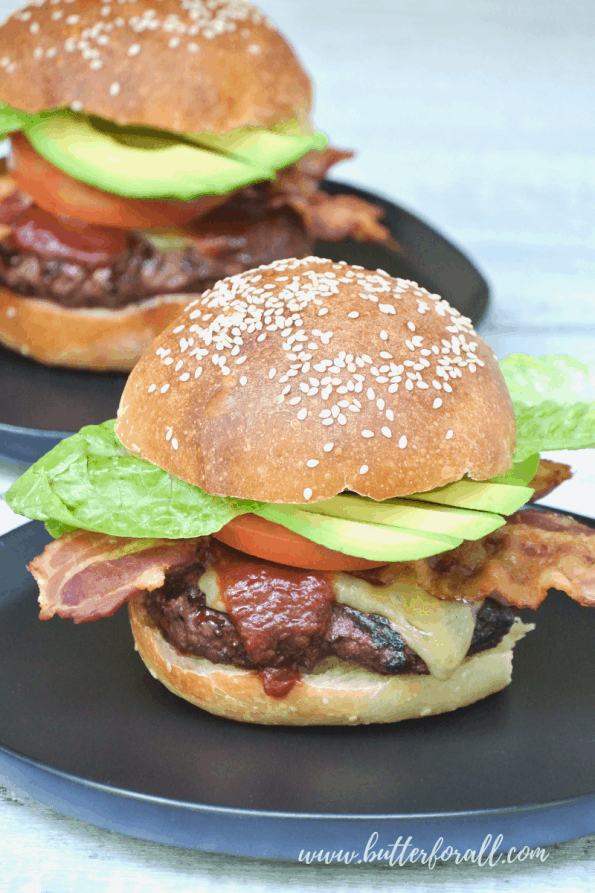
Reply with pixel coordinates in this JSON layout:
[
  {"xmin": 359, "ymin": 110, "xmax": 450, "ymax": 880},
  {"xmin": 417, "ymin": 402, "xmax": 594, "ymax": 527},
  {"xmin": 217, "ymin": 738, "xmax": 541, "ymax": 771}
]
[{"xmin": 212, "ymin": 543, "xmax": 336, "ymax": 698}]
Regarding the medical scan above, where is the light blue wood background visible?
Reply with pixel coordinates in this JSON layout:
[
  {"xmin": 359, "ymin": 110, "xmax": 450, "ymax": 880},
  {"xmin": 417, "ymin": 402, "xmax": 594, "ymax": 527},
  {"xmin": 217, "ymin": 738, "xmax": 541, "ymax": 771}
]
[{"xmin": 1, "ymin": 0, "xmax": 594, "ymax": 889}]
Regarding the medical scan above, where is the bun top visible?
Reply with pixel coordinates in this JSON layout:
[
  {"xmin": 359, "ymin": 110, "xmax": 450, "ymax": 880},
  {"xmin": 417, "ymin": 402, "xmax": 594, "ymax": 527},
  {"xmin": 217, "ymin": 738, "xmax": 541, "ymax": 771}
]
[
  {"xmin": 0, "ymin": 0, "xmax": 312, "ymax": 134},
  {"xmin": 116, "ymin": 257, "xmax": 516, "ymax": 504}
]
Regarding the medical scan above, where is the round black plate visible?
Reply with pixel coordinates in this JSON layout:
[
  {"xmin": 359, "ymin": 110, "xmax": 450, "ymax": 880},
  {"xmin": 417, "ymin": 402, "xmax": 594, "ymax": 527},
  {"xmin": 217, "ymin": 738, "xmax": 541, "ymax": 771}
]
[
  {"xmin": 0, "ymin": 181, "xmax": 489, "ymax": 463},
  {"xmin": 2, "ymin": 515, "xmax": 595, "ymax": 859}
]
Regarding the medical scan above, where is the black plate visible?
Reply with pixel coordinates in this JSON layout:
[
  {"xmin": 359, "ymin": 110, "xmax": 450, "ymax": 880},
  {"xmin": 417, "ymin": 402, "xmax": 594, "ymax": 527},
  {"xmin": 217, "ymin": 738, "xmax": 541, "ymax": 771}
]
[
  {"xmin": 0, "ymin": 181, "xmax": 489, "ymax": 463},
  {"xmin": 2, "ymin": 515, "xmax": 595, "ymax": 860}
]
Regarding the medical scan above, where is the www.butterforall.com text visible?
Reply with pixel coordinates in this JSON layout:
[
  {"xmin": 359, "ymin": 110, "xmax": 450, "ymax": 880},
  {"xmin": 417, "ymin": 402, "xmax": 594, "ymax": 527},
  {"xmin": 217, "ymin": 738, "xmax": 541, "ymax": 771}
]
[{"xmin": 298, "ymin": 832, "xmax": 549, "ymax": 868}]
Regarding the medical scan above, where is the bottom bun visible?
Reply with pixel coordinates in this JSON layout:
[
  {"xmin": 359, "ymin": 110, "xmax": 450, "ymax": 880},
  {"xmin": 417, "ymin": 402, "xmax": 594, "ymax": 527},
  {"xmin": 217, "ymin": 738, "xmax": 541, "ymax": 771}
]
[
  {"xmin": 0, "ymin": 287, "xmax": 194, "ymax": 371},
  {"xmin": 129, "ymin": 596, "xmax": 534, "ymax": 726}
]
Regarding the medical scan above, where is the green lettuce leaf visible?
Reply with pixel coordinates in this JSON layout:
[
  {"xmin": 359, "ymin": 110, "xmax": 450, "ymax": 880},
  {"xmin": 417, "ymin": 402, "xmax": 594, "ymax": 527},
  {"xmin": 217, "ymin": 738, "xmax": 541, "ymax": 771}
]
[
  {"xmin": 500, "ymin": 354, "xmax": 595, "ymax": 461},
  {"xmin": 0, "ymin": 102, "xmax": 31, "ymax": 138},
  {"xmin": 4, "ymin": 420, "xmax": 262, "ymax": 539}
]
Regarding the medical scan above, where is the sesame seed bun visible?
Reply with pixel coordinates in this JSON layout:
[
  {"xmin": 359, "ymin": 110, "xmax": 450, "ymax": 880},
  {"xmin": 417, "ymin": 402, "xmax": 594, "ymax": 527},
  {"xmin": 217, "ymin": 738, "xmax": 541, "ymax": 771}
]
[
  {"xmin": 115, "ymin": 257, "xmax": 516, "ymax": 503},
  {"xmin": 129, "ymin": 594, "xmax": 533, "ymax": 725},
  {"xmin": 0, "ymin": 284, "xmax": 192, "ymax": 371},
  {"xmin": 0, "ymin": 0, "xmax": 312, "ymax": 134}
]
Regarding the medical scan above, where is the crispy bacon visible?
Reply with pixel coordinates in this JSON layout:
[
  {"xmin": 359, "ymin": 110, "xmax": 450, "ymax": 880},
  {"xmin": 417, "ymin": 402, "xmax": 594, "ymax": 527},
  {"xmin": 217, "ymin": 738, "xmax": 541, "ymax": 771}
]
[
  {"xmin": 410, "ymin": 509, "xmax": 595, "ymax": 609},
  {"xmin": 270, "ymin": 148, "xmax": 390, "ymax": 243},
  {"xmin": 529, "ymin": 459, "xmax": 573, "ymax": 502},
  {"xmin": 28, "ymin": 530, "xmax": 205, "ymax": 623}
]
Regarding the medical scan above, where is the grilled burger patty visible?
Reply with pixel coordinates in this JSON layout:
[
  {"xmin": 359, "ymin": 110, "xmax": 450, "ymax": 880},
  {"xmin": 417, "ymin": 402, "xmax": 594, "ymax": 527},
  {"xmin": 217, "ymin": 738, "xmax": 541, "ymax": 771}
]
[
  {"xmin": 0, "ymin": 199, "xmax": 310, "ymax": 310},
  {"xmin": 145, "ymin": 561, "xmax": 516, "ymax": 677}
]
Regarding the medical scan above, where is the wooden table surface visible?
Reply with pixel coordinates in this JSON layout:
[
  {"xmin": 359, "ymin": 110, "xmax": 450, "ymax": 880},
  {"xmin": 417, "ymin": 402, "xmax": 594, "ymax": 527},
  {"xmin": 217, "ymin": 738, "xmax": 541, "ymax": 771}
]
[{"xmin": 1, "ymin": 0, "xmax": 595, "ymax": 888}]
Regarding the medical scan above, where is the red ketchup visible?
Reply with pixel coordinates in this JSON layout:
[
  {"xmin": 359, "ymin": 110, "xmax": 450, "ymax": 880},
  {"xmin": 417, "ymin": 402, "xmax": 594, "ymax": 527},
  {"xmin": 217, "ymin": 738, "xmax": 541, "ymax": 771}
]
[
  {"xmin": 212, "ymin": 543, "xmax": 336, "ymax": 698},
  {"xmin": 9, "ymin": 205, "xmax": 130, "ymax": 267}
]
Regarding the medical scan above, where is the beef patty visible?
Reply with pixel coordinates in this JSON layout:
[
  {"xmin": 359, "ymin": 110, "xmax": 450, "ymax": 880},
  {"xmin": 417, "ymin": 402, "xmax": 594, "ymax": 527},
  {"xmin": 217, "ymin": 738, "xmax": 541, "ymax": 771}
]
[
  {"xmin": 0, "ymin": 198, "xmax": 311, "ymax": 309},
  {"xmin": 145, "ymin": 561, "xmax": 516, "ymax": 678}
]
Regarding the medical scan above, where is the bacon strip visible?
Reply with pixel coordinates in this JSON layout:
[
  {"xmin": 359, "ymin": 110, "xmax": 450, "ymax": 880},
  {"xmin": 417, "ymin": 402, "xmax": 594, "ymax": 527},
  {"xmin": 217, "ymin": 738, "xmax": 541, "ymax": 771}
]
[
  {"xmin": 410, "ymin": 509, "xmax": 595, "ymax": 609},
  {"xmin": 271, "ymin": 148, "xmax": 390, "ymax": 243},
  {"xmin": 28, "ymin": 530, "xmax": 205, "ymax": 623},
  {"xmin": 528, "ymin": 459, "xmax": 573, "ymax": 502}
]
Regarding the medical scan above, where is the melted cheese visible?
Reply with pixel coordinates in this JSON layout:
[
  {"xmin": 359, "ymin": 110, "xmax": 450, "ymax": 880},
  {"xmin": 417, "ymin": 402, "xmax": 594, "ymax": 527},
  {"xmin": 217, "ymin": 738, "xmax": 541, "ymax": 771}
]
[
  {"xmin": 199, "ymin": 567, "xmax": 225, "ymax": 612},
  {"xmin": 200, "ymin": 564, "xmax": 477, "ymax": 681},
  {"xmin": 333, "ymin": 574, "xmax": 476, "ymax": 680}
]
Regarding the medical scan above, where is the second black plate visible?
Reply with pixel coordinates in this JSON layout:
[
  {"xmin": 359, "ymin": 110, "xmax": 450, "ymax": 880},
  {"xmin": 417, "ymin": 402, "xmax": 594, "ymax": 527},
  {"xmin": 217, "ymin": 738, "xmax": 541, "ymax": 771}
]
[{"xmin": 0, "ymin": 181, "xmax": 489, "ymax": 463}]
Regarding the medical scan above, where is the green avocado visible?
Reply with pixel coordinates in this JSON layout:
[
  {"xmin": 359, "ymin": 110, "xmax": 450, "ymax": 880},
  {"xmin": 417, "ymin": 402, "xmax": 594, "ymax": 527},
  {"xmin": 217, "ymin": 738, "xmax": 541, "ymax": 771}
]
[
  {"xmin": 411, "ymin": 479, "xmax": 534, "ymax": 515},
  {"xmin": 187, "ymin": 126, "xmax": 327, "ymax": 170},
  {"xmin": 0, "ymin": 102, "xmax": 31, "ymax": 138},
  {"xmin": 297, "ymin": 494, "xmax": 505, "ymax": 540},
  {"xmin": 23, "ymin": 112, "xmax": 275, "ymax": 199},
  {"xmin": 490, "ymin": 452, "xmax": 540, "ymax": 486},
  {"xmin": 255, "ymin": 504, "xmax": 462, "ymax": 562}
]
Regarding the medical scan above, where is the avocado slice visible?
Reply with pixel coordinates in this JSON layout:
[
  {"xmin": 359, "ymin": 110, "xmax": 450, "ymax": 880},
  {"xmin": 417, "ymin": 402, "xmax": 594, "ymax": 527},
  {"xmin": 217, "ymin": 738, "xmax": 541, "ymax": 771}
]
[
  {"xmin": 490, "ymin": 452, "xmax": 540, "ymax": 486},
  {"xmin": 0, "ymin": 102, "xmax": 31, "ymax": 138},
  {"xmin": 297, "ymin": 494, "xmax": 505, "ymax": 540},
  {"xmin": 186, "ymin": 127, "xmax": 327, "ymax": 171},
  {"xmin": 411, "ymin": 479, "xmax": 534, "ymax": 514},
  {"xmin": 255, "ymin": 504, "xmax": 462, "ymax": 561},
  {"xmin": 24, "ymin": 112, "xmax": 274, "ymax": 199}
]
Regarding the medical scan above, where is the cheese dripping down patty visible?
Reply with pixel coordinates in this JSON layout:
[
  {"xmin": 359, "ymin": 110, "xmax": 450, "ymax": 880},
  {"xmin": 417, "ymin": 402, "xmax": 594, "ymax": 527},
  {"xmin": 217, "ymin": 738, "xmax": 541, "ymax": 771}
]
[{"xmin": 199, "ymin": 566, "xmax": 480, "ymax": 680}]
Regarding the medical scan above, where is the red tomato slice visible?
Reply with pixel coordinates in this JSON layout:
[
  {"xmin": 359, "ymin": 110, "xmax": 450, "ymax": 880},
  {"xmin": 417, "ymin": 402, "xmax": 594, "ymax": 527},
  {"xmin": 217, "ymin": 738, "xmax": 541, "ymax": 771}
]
[
  {"xmin": 213, "ymin": 513, "xmax": 387, "ymax": 572},
  {"xmin": 9, "ymin": 132, "xmax": 231, "ymax": 229}
]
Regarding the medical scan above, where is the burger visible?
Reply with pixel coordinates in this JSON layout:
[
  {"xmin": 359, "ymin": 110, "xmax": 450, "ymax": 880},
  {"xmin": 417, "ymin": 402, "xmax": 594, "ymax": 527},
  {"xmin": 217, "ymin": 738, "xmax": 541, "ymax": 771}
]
[
  {"xmin": 6, "ymin": 257, "xmax": 595, "ymax": 725},
  {"xmin": 0, "ymin": 0, "xmax": 387, "ymax": 371}
]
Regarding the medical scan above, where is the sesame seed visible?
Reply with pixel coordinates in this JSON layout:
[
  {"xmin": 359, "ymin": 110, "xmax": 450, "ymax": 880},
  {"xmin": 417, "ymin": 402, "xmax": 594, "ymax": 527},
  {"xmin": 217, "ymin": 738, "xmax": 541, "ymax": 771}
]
[
  {"xmin": 399, "ymin": 435, "xmax": 408, "ymax": 449},
  {"xmin": 180, "ymin": 373, "xmax": 190, "ymax": 382},
  {"xmin": 304, "ymin": 488, "xmax": 313, "ymax": 500},
  {"xmin": 446, "ymin": 430, "xmax": 454, "ymax": 439},
  {"xmin": 381, "ymin": 427, "xmax": 392, "ymax": 438},
  {"xmin": 128, "ymin": 43, "xmax": 141, "ymax": 56},
  {"xmin": 307, "ymin": 459, "xmax": 319, "ymax": 468},
  {"xmin": 268, "ymin": 368, "xmax": 276, "ymax": 379},
  {"xmin": 172, "ymin": 438, "xmax": 179, "ymax": 451},
  {"xmin": 362, "ymin": 430, "xmax": 374, "ymax": 438},
  {"xmin": 297, "ymin": 408, "xmax": 307, "ymax": 420},
  {"xmin": 348, "ymin": 311, "xmax": 359, "ymax": 319},
  {"xmin": 433, "ymin": 398, "xmax": 443, "ymax": 409},
  {"xmin": 166, "ymin": 428, "xmax": 173, "ymax": 441},
  {"xmin": 359, "ymin": 465, "xmax": 369, "ymax": 474},
  {"xmin": 240, "ymin": 376, "xmax": 248, "ymax": 386},
  {"xmin": 323, "ymin": 442, "xmax": 334, "ymax": 452},
  {"xmin": 110, "ymin": 82, "xmax": 121, "ymax": 96},
  {"xmin": 148, "ymin": 384, "xmax": 156, "ymax": 393}
]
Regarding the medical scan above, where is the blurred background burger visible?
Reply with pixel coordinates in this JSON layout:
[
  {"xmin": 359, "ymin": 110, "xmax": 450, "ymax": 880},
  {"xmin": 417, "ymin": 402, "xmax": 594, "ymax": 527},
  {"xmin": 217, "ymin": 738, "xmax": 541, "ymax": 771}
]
[{"xmin": 0, "ymin": 0, "xmax": 387, "ymax": 370}]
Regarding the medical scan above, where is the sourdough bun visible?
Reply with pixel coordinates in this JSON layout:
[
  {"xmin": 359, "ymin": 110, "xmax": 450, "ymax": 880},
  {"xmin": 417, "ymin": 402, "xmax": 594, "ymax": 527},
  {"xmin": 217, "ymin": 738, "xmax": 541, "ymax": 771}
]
[
  {"xmin": 116, "ymin": 257, "xmax": 516, "ymax": 503},
  {"xmin": 129, "ymin": 595, "xmax": 532, "ymax": 725},
  {"xmin": 0, "ymin": 0, "xmax": 312, "ymax": 134},
  {"xmin": 0, "ymin": 285, "xmax": 192, "ymax": 371}
]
